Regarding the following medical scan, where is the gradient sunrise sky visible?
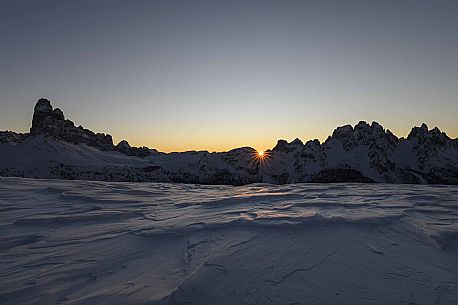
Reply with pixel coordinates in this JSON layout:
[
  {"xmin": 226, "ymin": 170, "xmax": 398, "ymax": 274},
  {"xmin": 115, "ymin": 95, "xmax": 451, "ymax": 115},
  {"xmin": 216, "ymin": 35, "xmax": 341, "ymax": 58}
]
[{"xmin": 1, "ymin": 0, "xmax": 457, "ymax": 152}]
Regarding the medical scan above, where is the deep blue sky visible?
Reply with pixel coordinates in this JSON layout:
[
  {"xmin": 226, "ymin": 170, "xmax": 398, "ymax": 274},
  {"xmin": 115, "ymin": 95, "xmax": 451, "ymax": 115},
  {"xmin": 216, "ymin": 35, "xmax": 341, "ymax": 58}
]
[{"xmin": 1, "ymin": 0, "xmax": 457, "ymax": 152}]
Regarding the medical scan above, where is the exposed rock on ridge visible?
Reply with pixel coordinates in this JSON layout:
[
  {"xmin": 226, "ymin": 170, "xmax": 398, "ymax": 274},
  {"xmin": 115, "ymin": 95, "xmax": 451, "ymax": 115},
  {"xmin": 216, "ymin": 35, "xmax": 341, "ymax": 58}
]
[
  {"xmin": 0, "ymin": 131, "xmax": 26, "ymax": 144},
  {"xmin": 29, "ymin": 98, "xmax": 153, "ymax": 157},
  {"xmin": 0, "ymin": 98, "xmax": 457, "ymax": 185}
]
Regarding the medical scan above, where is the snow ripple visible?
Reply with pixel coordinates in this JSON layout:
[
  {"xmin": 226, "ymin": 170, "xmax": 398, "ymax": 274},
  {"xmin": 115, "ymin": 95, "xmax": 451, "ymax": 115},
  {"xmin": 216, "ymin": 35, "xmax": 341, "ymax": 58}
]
[{"xmin": 1, "ymin": 177, "xmax": 458, "ymax": 305}]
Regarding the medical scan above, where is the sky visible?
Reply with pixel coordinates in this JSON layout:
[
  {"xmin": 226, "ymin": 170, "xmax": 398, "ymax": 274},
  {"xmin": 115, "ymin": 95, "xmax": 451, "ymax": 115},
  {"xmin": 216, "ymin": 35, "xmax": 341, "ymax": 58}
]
[{"xmin": 1, "ymin": 0, "xmax": 457, "ymax": 152}]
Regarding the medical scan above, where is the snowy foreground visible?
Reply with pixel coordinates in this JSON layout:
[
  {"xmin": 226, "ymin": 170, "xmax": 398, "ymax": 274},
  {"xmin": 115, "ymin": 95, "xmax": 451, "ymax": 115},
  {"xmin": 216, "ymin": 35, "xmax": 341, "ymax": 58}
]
[{"xmin": 1, "ymin": 177, "xmax": 458, "ymax": 305}]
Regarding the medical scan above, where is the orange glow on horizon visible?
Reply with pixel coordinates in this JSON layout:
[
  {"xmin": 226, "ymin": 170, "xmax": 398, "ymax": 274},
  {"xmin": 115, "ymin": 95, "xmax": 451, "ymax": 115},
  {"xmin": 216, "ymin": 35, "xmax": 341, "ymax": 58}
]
[{"xmin": 254, "ymin": 149, "xmax": 270, "ymax": 161}]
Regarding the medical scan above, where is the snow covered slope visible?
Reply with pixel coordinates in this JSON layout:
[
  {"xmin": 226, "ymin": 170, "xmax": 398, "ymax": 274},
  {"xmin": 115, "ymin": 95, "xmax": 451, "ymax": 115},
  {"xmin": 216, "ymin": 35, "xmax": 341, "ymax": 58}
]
[
  {"xmin": 1, "ymin": 177, "xmax": 457, "ymax": 304},
  {"xmin": 1, "ymin": 98, "xmax": 458, "ymax": 184}
]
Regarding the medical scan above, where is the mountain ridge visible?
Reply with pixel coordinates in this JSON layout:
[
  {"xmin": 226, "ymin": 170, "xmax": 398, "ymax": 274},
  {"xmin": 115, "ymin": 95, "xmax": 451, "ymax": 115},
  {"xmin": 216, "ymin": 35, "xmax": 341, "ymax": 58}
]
[{"xmin": 1, "ymin": 98, "xmax": 457, "ymax": 185}]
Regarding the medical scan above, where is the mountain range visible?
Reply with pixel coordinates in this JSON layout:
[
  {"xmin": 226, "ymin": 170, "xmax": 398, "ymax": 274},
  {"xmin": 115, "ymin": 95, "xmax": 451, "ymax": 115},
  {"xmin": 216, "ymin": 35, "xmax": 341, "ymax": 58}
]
[{"xmin": 1, "ymin": 98, "xmax": 457, "ymax": 185}]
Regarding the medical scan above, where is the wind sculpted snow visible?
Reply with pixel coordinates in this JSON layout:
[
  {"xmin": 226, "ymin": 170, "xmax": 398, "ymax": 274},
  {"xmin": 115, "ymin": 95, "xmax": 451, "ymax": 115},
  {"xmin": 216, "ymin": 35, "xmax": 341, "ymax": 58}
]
[{"xmin": 1, "ymin": 177, "xmax": 458, "ymax": 304}]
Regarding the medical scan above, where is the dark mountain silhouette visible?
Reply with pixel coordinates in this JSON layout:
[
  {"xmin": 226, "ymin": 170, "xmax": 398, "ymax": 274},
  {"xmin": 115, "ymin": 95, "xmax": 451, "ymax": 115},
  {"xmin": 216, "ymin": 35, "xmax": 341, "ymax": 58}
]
[{"xmin": 1, "ymin": 98, "xmax": 457, "ymax": 185}]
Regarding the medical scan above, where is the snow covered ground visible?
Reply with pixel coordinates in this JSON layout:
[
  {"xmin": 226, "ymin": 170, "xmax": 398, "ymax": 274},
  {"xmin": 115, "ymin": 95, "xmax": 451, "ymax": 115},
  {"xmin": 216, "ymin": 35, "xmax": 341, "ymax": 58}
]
[{"xmin": 1, "ymin": 177, "xmax": 458, "ymax": 305}]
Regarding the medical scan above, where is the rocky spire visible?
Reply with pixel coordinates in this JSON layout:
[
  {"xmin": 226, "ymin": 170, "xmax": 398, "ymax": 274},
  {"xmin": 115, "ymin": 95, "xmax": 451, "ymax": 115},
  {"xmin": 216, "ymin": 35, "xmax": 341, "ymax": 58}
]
[
  {"xmin": 407, "ymin": 123, "xmax": 452, "ymax": 148},
  {"xmin": 29, "ymin": 98, "xmax": 114, "ymax": 151},
  {"xmin": 30, "ymin": 98, "xmax": 62, "ymax": 134},
  {"xmin": 28, "ymin": 98, "xmax": 153, "ymax": 157}
]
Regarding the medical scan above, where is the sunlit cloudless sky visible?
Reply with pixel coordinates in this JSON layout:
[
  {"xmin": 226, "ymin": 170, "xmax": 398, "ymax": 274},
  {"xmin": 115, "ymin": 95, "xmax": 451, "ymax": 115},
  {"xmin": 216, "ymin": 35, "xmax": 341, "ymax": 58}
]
[{"xmin": 1, "ymin": 0, "xmax": 457, "ymax": 152}]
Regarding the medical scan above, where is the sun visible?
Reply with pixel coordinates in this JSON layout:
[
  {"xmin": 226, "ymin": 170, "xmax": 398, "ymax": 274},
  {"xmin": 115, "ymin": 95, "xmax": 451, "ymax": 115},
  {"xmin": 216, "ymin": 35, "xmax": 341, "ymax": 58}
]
[{"xmin": 253, "ymin": 149, "xmax": 269, "ymax": 161}]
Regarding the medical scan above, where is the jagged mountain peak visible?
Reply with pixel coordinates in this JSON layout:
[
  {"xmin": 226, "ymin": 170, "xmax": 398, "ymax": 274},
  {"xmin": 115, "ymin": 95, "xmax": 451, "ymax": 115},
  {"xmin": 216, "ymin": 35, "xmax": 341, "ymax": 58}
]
[
  {"xmin": 117, "ymin": 140, "xmax": 132, "ymax": 149},
  {"xmin": 32, "ymin": 99, "xmax": 65, "ymax": 128},
  {"xmin": 272, "ymin": 138, "xmax": 304, "ymax": 153},
  {"xmin": 407, "ymin": 123, "xmax": 448, "ymax": 139},
  {"xmin": 349, "ymin": 121, "xmax": 387, "ymax": 134},
  {"xmin": 325, "ymin": 121, "xmax": 398, "ymax": 147},
  {"xmin": 408, "ymin": 123, "xmax": 429, "ymax": 139},
  {"xmin": 29, "ymin": 98, "xmax": 153, "ymax": 157},
  {"xmin": 370, "ymin": 121, "xmax": 382, "ymax": 128},
  {"xmin": 34, "ymin": 98, "xmax": 52, "ymax": 111},
  {"xmin": 407, "ymin": 124, "xmax": 453, "ymax": 149},
  {"xmin": 304, "ymin": 139, "xmax": 321, "ymax": 147},
  {"xmin": 354, "ymin": 120, "xmax": 370, "ymax": 129},
  {"xmin": 330, "ymin": 124, "xmax": 353, "ymax": 140},
  {"xmin": 30, "ymin": 98, "xmax": 114, "ymax": 150},
  {"xmin": 1, "ymin": 98, "xmax": 457, "ymax": 185},
  {"xmin": 31, "ymin": 98, "xmax": 62, "ymax": 134}
]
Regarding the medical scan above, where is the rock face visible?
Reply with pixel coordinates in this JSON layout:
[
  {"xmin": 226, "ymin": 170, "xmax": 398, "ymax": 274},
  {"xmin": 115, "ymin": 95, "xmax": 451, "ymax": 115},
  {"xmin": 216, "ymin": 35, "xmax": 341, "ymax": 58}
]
[
  {"xmin": 264, "ymin": 121, "xmax": 458, "ymax": 185},
  {"xmin": 29, "ymin": 98, "xmax": 152, "ymax": 157},
  {"xmin": 30, "ymin": 98, "xmax": 114, "ymax": 151},
  {"xmin": 116, "ymin": 140, "xmax": 153, "ymax": 158},
  {"xmin": 0, "ymin": 131, "xmax": 26, "ymax": 144},
  {"xmin": 0, "ymin": 98, "xmax": 457, "ymax": 185}
]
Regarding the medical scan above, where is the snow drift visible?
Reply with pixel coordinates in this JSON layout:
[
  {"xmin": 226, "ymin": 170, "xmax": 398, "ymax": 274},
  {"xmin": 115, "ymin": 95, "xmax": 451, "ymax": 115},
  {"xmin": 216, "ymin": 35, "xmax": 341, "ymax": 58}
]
[{"xmin": 0, "ymin": 177, "xmax": 457, "ymax": 304}]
